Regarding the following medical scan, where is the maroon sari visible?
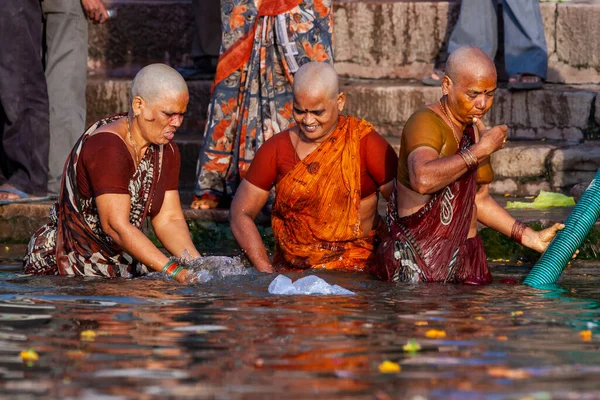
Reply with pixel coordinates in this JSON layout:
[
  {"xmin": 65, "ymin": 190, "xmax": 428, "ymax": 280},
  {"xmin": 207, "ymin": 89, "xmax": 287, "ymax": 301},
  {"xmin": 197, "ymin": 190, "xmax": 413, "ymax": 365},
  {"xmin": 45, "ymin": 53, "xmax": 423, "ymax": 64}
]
[
  {"xmin": 370, "ymin": 126, "xmax": 492, "ymax": 285},
  {"xmin": 24, "ymin": 115, "xmax": 163, "ymax": 278}
]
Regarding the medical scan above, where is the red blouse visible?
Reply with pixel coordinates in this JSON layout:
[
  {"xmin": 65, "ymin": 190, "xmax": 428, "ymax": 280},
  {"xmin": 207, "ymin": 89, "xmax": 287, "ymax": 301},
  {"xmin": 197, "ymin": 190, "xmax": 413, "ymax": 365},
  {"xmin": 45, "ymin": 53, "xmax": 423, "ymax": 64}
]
[
  {"xmin": 245, "ymin": 129, "xmax": 398, "ymax": 198},
  {"xmin": 76, "ymin": 132, "xmax": 180, "ymax": 217}
]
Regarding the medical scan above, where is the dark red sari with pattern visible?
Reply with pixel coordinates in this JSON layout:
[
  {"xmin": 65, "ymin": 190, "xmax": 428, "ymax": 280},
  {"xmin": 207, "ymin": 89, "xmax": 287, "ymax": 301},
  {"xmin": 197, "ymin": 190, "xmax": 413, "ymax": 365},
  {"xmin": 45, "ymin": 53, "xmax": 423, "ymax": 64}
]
[
  {"xmin": 24, "ymin": 115, "xmax": 163, "ymax": 277},
  {"xmin": 370, "ymin": 126, "xmax": 492, "ymax": 285}
]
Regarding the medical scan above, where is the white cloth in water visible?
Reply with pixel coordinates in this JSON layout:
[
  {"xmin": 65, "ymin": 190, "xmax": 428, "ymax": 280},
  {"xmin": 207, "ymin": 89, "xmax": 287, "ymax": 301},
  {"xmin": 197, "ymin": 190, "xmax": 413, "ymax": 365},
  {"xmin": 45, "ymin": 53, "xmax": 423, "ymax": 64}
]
[{"xmin": 268, "ymin": 275, "xmax": 355, "ymax": 296}]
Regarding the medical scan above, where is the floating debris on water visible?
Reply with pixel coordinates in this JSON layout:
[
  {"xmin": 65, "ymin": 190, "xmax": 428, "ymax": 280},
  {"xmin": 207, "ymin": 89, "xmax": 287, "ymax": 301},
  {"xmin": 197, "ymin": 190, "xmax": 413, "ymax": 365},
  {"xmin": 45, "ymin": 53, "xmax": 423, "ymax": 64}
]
[
  {"xmin": 425, "ymin": 329, "xmax": 446, "ymax": 339},
  {"xmin": 378, "ymin": 360, "xmax": 401, "ymax": 373},
  {"xmin": 403, "ymin": 339, "xmax": 421, "ymax": 353}
]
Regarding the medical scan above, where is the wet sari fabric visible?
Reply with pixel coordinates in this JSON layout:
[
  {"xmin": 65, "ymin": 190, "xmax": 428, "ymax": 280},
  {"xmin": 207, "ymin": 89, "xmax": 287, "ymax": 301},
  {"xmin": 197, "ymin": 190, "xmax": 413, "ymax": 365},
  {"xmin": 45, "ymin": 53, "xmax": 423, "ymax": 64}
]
[
  {"xmin": 371, "ymin": 126, "xmax": 493, "ymax": 284},
  {"xmin": 24, "ymin": 115, "xmax": 163, "ymax": 277},
  {"xmin": 272, "ymin": 116, "xmax": 380, "ymax": 272},
  {"xmin": 194, "ymin": 0, "xmax": 334, "ymax": 199}
]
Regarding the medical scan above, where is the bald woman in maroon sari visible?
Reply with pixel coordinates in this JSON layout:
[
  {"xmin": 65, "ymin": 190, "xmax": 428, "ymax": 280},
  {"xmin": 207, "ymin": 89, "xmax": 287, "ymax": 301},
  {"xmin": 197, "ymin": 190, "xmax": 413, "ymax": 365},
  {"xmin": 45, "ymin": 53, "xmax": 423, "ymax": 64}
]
[{"xmin": 372, "ymin": 47, "xmax": 564, "ymax": 284}]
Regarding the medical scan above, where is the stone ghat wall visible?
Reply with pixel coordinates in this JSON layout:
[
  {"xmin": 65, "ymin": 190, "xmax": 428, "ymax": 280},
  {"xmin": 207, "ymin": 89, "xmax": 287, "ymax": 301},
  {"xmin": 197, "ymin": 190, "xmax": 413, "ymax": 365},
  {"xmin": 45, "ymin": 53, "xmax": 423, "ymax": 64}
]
[{"xmin": 89, "ymin": 0, "xmax": 600, "ymax": 84}]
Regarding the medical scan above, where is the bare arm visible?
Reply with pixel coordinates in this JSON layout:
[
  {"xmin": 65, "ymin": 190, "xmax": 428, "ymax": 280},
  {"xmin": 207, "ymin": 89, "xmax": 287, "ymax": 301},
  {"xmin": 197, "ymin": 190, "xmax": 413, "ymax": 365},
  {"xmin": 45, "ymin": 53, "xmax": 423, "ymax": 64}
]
[
  {"xmin": 151, "ymin": 190, "xmax": 201, "ymax": 260},
  {"xmin": 475, "ymin": 184, "xmax": 564, "ymax": 253},
  {"xmin": 408, "ymin": 118, "xmax": 507, "ymax": 194},
  {"xmin": 96, "ymin": 193, "xmax": 188, "ymax": 282},
  {"xmin": 229, "ymin": 180, "xmax": 274, "ymax": 273},
  {"xmin": 379, "ymin": 180, "xmax": 394, "ymax": 201}
]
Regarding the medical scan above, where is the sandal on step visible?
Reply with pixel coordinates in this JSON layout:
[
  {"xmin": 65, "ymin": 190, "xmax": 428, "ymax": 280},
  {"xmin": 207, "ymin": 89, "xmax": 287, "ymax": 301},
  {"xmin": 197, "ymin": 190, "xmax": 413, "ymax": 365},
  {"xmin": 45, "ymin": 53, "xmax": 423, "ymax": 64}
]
[{"xmin": 508, "ymin": 73, "xmax": 544, "ymax": 91}]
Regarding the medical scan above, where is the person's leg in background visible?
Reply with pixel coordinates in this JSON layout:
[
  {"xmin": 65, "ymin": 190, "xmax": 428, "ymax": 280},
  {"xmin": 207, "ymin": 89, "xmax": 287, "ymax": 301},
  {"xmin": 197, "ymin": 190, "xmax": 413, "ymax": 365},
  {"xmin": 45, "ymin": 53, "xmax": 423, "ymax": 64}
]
[
  {"xmin": 42, "ymin": 0, "xmax": 88, "ymax": 196},
  {"xmin": 423, "ymin": 0, "xmax": 498, "ymax": 86},
  {"xmin": 503, "ymin": 0, "xmax": 548, "ymax": 90},
  {"xmin": 179, "ymin": 0, "xmax": 221, "ymax": 80},
  {"xmin": 0, "ymin": 0, "xmax": 50, "ymax": 200}
]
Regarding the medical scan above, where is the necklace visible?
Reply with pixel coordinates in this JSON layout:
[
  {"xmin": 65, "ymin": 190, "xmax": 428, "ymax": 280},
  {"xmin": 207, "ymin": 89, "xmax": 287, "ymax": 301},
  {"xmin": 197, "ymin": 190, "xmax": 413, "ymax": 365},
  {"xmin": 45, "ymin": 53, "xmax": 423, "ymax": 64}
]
[
  {"xmin": 438, "ymin": 99, "xmax": 461, "ymax": 148},
  {"xmin": 127, "ymin": 117, "xmax": 140, "ymax": 166},
  {"xmin": 293, "ymin": 132, "xmax": 320, "ymax": 174}
]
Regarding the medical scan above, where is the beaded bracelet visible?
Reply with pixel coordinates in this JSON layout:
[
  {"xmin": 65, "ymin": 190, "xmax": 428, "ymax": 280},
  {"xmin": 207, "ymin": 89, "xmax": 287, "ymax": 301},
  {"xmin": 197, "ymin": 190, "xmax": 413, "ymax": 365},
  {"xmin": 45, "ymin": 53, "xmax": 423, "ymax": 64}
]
[{"xmin": 510, "ymin": 220, "xmax": 528, "ymax": 244}]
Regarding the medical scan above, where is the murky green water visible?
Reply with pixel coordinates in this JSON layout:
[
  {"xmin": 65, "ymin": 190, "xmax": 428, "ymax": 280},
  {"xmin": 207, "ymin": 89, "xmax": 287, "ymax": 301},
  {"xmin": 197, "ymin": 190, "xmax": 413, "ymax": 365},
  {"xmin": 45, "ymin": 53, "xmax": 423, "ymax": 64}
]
[{"xmin": 1, "ymin": 250, "xmax": 600, "ymax": 399}]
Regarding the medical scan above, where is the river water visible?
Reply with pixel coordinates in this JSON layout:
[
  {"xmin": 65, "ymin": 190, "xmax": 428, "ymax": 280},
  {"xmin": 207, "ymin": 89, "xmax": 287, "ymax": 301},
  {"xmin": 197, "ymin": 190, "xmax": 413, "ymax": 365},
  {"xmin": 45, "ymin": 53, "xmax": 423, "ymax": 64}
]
[{"xmin": 1, "ymin": 252, "xmax": 600, "ymax": 399}]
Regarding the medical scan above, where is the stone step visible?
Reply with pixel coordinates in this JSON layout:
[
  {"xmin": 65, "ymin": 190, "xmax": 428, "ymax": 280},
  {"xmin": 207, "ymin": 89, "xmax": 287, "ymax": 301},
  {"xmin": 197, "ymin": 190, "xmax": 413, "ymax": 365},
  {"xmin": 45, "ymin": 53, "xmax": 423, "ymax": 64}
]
[
  {"xmin": 86, "ymin": 77, "xmax": 600, "ymax": 195},
  {"xmin": 87, "ymin": 77, "xmax": 600, "ymax": 142},
  {"xmin": 342, "ymin": 79, "xmax": 600, "ymax": 142},
  {"xmin": 88, "ymin": 0, "xmax": 600, "ymax": 84}
]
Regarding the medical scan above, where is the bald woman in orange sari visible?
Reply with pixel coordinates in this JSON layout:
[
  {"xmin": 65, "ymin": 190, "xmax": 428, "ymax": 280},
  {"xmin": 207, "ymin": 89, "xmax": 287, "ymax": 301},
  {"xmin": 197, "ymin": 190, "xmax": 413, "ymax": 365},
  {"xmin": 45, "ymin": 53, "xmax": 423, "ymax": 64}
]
[{"xmin": 230, "ymin": 62, "xmax": 397, "ymax": 273}]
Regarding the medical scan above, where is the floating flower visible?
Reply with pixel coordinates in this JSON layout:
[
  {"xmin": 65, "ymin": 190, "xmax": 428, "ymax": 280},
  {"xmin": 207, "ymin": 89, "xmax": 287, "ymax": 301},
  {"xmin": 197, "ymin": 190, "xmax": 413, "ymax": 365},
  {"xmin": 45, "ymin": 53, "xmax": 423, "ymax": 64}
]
[
  {"xmin": 511, "ymin": 311, "xmax": 524, "ymax": 317},
  {"xmin": 403, "ymin": 339, "xmax": 421, "ymax": 353},
  {"xmin": 378, "ymin": 360, "xmax": 401, "ymax": 373},
  {"xmin": 80, "ymin": 330, "xmax": 97, "ymax": 342},
  {"xmin": 580, "ymin": 330, "xmax": 592, "ymax": 342},
  {"xmin": 20, "ymin": 348, "xmax": 39, "ymax": 366},
  {"xmin": 497, "ymin": 336, "xmax": 508, "ymax": 341},
  {"xmin": 425, "ymin": 329, "xmax": 446, "ymax": 339}
]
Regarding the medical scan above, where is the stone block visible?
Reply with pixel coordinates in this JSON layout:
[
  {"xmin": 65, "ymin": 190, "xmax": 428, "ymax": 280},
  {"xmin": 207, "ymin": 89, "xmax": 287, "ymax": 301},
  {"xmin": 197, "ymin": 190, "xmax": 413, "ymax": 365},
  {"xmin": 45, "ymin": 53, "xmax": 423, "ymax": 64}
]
[
  {"xmin": 553, "ymin": 4, "xmax": 600, "ymax": 83},
  {"xmin": 549, "ymin": 143, "xmax": 600, "ymax": 187},
  {"xmin": 490, "ymin": 143, "xmax": 555, "ymax": 179},
  {"xmin": 489, "ymin": 178, "xmax": 552, "ymax": 197},
  {"xmin": 343, "ymin": 79, "xmax": 594, "ymax": 141},
  {"xmin": 88, "ymin": 2, "xmax": 194, "ymax": 75},
  {"xmin": 333, "ymin": 1, "xmax": 460, "ymax": 80}
]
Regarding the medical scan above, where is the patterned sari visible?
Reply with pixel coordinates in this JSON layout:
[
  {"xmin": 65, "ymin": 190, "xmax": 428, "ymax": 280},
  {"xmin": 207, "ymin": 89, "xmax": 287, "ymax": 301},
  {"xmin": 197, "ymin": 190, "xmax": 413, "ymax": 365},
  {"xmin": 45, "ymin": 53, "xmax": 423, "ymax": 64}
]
[
  {"xmin": 24, "ymin": 115, "xmax": 163, "ymax": 277},
  {"xmin": 371, "ymin": 126, "xmax": 493, "ymax": 285},
  {"xmin": 194, "ymin": 0, "xmax": 334, "ymax": 202},
  {"xmin": 272, "ymin": 116, "xmax": 381, "ymax": 272}
]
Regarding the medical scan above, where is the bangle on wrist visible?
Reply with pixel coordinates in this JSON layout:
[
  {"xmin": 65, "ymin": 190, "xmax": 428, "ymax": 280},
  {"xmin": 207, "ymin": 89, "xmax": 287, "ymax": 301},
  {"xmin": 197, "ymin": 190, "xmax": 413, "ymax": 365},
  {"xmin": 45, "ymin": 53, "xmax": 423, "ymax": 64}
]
[
  {"xmin": 170, "ymin": 266, "xmax": 184, "ymax": 279},
  {"xmin": 458, "ymin": 147, "xmax": 478, "ymax": 170},
  {"xmin": 510, "ymin": 220, "xmax": 528, "ymax": 244},
  {"xmin": 162, "ymin": 260, "xmax": 178, "ymax": 275}
]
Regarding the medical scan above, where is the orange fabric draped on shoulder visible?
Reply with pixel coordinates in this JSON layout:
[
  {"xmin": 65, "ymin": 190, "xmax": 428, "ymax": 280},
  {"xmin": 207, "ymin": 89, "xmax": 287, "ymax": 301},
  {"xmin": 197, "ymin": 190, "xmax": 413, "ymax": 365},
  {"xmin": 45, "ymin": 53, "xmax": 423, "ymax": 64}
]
[
  {"xmin": 213, "ymin": 0, "xmax": 303, "ymax": 89},
  {"xmin": 271, "ymin": 116, "xmax": 381, "ymax": 272}
]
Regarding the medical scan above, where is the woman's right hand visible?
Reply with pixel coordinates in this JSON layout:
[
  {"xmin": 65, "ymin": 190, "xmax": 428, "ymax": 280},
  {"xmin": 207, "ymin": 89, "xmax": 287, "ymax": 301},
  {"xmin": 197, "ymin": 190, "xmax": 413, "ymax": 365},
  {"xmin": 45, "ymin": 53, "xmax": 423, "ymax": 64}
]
[{"xmin": 472, "ymin": 118, "xmax": 508, "ymax": 158}]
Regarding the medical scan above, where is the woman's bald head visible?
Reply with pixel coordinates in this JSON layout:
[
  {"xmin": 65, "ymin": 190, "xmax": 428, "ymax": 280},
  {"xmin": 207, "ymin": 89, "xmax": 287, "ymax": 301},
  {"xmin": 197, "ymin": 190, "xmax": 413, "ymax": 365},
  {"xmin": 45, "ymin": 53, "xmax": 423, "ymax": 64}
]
[
  {"xmin": 293, "ymin": 62, "xmax": 339, "ymax": 99},
  {"xmin": 445, "ymin": 46, "xmax": 496, "ymax": 86},
  {"xmin": 130, "ymin": 63, "xmax": 188, "ymax": 106}
]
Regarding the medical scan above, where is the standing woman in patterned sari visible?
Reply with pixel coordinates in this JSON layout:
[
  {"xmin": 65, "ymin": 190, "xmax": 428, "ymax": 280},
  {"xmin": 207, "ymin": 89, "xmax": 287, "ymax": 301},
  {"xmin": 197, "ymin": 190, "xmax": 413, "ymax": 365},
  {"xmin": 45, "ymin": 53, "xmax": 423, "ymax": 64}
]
[
  {"xmin": 191, "ymin": 0, "xmax": 334, "ymax": 209},
  {"xmin": 24, "ymin": 64, "xmax": 199, "ymax": 283}
]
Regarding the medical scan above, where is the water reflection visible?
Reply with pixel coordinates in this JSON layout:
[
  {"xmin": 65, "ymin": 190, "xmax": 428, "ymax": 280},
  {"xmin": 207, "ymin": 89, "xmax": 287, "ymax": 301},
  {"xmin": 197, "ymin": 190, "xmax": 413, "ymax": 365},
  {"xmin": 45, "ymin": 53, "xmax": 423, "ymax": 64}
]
[{"xmin": 0, "ymin": 263, "xmax": 599, "ymax": 399}]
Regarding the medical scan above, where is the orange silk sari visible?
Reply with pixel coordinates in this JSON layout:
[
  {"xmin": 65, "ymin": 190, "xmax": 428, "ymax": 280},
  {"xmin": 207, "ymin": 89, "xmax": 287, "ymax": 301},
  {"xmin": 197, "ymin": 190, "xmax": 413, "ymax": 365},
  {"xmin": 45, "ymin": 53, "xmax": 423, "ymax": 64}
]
[{"xmin": 272, "ymin": 116, "xmax": 380, "ymax": 272}]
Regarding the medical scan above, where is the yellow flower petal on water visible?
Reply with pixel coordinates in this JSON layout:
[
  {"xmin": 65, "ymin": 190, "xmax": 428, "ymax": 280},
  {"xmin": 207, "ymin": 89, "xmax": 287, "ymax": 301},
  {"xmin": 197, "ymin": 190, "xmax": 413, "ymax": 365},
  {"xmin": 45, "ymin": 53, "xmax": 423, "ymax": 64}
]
[
  {"xmin": 414, "ymin": 321, "xmax": 428, "ymax": 326},
  {"xmin": 425, "ymin": 329, "xmax": 446, "ymax": 339},
  {"xmin": 474, "ymin": 316, "xmax": 484, "ymax": 321},
  {"xmin": 379, "ymin": 360, "xmax": 401, "ymax": 373},
  {"xmin": 20, "ymin": 349, "xmax": 39, "ymax": 362},
  {"xmin": 403, "ymin": 339, "xmax": 422, "ymax": 353},
  {"xmin": 511, "ymin": 311, "xmax": 524, "ymax": 317},
  {"xmin": 580, "ymin": 330, "xmax": 592, "ymax": 342},
  {"xmin": 80, "ymin": 330, "xmax": 97, "ymax": 342},
  {"xmin": 497, "ymin": 336, "xmax": 508, "ymax": 341},
  {"xmin": 504, "ymin": 193, "xmax": 511, "ymax": 197}
]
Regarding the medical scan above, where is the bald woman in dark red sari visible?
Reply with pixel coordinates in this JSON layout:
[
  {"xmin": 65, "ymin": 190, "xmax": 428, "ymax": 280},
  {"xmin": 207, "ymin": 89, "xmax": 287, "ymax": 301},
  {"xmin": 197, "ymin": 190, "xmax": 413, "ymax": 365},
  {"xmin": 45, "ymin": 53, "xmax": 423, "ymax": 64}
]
[
  {"xmin": 24, "ymin": 64, "xmax": 199, "ymax": 283},
  {"xmin": 372, "ymin": 47, "xmax": 564, "ymax": 284}
]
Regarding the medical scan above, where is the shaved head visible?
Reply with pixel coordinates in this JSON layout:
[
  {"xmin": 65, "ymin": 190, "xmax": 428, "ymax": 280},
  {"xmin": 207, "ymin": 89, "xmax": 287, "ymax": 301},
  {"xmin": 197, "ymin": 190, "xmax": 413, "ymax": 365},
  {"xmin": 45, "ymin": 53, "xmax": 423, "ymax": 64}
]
[
  {"xmin": 445, "ymin": 46, "xmax": 496, "ymax": 85},
  {"xmin": 130, "ymin": 63, "xmax": 188, "ymax": 106},
  {"xmin": 293, "ymin": 62, "xmax": 339, "ymax": 99}
]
